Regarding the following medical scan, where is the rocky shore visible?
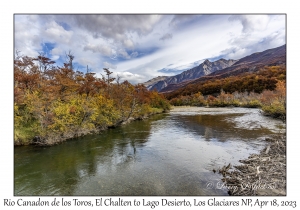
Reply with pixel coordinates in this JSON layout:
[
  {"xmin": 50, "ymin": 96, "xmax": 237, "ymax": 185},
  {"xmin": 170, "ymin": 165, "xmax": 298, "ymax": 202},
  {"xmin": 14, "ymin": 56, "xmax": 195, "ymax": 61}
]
[{"xmin": 219, "ymin": 134, "xmax": 286, "ymax": 196}]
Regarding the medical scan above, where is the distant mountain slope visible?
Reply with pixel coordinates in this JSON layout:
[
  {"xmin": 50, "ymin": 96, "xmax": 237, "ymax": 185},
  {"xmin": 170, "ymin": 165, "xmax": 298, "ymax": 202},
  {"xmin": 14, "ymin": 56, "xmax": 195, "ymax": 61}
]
[
  {"xmin": 143, "ymin": 76, "xmax": 169, "ymax": 90},
  {"xmin": 146, "ymin": 58, "xmax": 237, "ymax": 91},
  {"xmin": 208, "ymin": 44, "xmax": 286, "ymax": 78},
  {"xmin": 160, "ymin": 44, "xmax": 286, "ymax": 93}
]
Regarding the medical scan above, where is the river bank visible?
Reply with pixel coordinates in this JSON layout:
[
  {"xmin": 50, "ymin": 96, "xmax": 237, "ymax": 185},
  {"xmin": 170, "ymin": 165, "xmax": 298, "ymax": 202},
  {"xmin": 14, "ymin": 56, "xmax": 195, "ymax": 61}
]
[{"xmin": 15, "ymin": 107, "xmax": 167, "ymax": 147}]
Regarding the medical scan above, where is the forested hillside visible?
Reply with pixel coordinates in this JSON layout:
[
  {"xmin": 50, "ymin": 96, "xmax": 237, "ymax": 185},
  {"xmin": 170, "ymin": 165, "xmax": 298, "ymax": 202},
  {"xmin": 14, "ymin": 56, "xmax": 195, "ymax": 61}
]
[{"xmin": 165, "ymin": 65, "xmax": 286, "ymax": 120}]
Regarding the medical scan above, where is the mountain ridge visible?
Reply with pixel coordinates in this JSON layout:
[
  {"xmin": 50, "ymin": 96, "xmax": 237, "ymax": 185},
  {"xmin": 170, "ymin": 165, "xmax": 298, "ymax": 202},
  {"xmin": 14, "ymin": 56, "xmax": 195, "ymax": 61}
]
[
  {"xmin": 159, "ymin": 44, "xmax": 286, "ymax": 93},
  {"xmin": 143, "ymin": 76, "xmax": 169, "ymax": 90},
  {"xmin": 145, "ymin": 58, "xmax": 237, "ymax": 91}
]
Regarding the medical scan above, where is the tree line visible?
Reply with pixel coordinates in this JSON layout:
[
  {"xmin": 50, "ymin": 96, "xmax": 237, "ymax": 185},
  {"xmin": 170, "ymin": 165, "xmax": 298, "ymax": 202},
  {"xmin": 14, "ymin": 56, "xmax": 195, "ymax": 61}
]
[
  {"xmin": 14, "ymin": 52, "xmax": 170, "ymax": 145},
  {"xmin": 165, "ymin": 65, "xmax": 285, "ymax": 99}
]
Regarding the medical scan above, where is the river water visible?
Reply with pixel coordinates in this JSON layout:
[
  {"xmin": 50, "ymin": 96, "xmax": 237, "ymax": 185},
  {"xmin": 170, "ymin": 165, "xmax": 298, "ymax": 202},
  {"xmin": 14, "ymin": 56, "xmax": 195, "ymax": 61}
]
[{"xmin": 14, "ymin": 107, "xmax": 285, "ymax": 196}]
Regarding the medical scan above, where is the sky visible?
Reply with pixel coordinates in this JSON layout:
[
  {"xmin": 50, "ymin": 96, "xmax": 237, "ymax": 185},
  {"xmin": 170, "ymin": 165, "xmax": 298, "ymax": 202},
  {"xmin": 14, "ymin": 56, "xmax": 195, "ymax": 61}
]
[{"xmin": 14, "ymin": 14, "xmax": 286, "ymax": 84}]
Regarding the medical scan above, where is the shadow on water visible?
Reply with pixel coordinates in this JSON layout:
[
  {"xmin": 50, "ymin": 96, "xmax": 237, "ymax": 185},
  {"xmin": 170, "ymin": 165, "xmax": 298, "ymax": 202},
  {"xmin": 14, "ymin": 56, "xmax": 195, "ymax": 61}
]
[{"xmin": 14, "ymin": 108, "xmax": 285, "ymax": 196}]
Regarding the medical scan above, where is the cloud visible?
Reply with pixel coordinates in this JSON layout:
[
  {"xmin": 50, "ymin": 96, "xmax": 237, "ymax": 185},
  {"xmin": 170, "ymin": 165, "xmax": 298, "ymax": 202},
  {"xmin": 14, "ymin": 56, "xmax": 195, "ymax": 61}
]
[
  {"xmin": 219, "ymin": 47, "xmax": 248, "ymax": 59},
  {"xmin": 76, "ymin": 57, "xmax": 98, "ymax": 69},
  {"xmin": 14, "ymin": 14, "xmax": 285, "ymax": 84},
  {"xmin": 229, "ymin": 15, "xmax": 270, "ymax": 33},
  {"xmin": 259, "ymin": 30, "xmax": 285, "ymax": 48},
  {"xmin": 220, "ymin": 30, "xmax": 285, "ymax": 60},
  {"xmin": 123, "ymin": 39, "xmax": 134, "ymax": 49},
  {"xmin": 118, "ymin": 49, "xmax": 130, "ymax": 59},
  {"xmin": 51, "ymin": 55, "xmax": 60, "ymax": 61},
  {"xmin": 69, "ymin": 15, "xmax": 162, "ymax": 46},
  {"xmin": 130, "ymin": 51, "xmax": 139, "ymax": 58},
  {"xmin": 14, "ymin": 16, "xmax": 42, "ymax": 56},
  {"xmin": 103, "ymin": 61, "xmax": 117, "ymax": 69},
  {"xmin": 83, "ymin": 44, "xmax": 113, "ymax": 56},
  {"xmin": 158, "ymin": 68, "xmax": 185, "ymax": 74},
  {"xmin": 112, "ymin": 71, "xmax": 145, "ymax": 84},
  {"xmin": 158, "ymin": 59, "xmax": 204, "ymax": 74},
  {"xmin": 159, "ymin": 33, "xmax": 173, "ymax": 41},
  {"xmin": 109, "ymin": 49, "xmax": 139, "ymax": 60},
  {"xmin": 51, "ymin": 47, "xmax": 63, "ymax": 56},
  {"xmin": 15, "ymin": 14, "xmax": 164, "ymax": 64},
  {"xmin": 43, "ymin": 21, "xmax": 73, "ymax": 44},
  {"xmin": 222, "ymin": 27, "xmax": 285, "ymax": 59}
]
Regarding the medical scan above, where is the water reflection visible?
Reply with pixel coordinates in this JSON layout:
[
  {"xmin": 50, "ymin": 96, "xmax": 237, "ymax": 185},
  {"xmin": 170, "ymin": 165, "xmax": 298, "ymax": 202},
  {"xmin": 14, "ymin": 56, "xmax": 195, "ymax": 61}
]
[
  {"xmin": 14, "ymin": 108, "xmax": 285, "ymax": 196},
  {"xmin": 14, "ymin": 115, "xmax": 158, "ymax": 195},
  {"xmin": 172, "ymin": 113, "xmax": 275, "ymax": 142}
]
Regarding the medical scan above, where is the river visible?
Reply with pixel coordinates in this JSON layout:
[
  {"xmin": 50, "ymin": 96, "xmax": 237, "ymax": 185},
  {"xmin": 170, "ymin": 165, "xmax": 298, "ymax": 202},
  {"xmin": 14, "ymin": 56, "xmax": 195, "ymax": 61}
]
[{"xmin": 14, "ymin": 107, "xmax": 285, "ymax": 196}]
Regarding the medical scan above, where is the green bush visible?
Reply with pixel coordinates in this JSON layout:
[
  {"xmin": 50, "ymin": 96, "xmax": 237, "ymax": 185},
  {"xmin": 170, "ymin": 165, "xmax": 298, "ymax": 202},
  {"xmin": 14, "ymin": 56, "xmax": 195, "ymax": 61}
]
[
  {"xmin": 243, "ymin": 100, "xmax": 262, "ymax": 108},
  {"xmin": 262, "ymin": 101, "xmax": 285, "ymax": 119}
]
